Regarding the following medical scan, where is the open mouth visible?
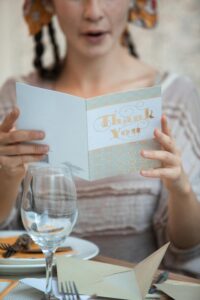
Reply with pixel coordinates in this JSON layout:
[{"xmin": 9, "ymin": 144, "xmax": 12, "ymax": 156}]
[
  {"xmin": 86, "ymin": 32, "xmax": 105, "ymax": 37},
  {"xmin": 82, "ymin": 31, "xmax": 108, "ymax": 38},
  {"xmin": 80, "ymin": 30, "xmax": 109, "ymax": 43}
]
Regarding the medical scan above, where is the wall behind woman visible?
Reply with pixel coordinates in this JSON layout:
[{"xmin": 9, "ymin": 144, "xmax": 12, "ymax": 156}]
[
  {"xmin": 0, "ymin": 0, "xmax": 65, "ymax": 86},
  {"xmin": 0, "ymin": 0, "xmax": 200, "ymax": 90}
]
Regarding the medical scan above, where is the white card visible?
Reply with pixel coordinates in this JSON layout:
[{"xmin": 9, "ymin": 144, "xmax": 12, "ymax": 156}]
[{"xmin": 16, "ymin": 83, "xmax": 161, "ymax": 180}]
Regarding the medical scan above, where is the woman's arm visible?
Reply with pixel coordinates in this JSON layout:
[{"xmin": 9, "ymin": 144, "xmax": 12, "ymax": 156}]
[
  {"xmin": 167, "ymin": 180, "xmax": 200, "ymax": 248},
  {"xmin": 0, "ymin": 168, "xmax": 24, "ymax": 224},
  {"xmin": 141, "ymin": 114, "xmax": 200, "ymax": 249},
  {"xmin": 0, "ymin": 108, "xmax": 48, "ymax": 224}
]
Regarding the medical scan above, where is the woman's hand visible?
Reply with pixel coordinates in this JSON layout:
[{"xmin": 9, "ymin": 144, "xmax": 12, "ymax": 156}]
[
  {"xmin": 0, "ymin": 107, "xmax": 49, "ymax": 178},
  {"xmin": 140, "ymin": 114, "xmax": 190, "ymax": 195}
]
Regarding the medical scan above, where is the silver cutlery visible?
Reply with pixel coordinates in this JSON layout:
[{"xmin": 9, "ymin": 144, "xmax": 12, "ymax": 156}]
[
  {"xmin": 0, "ymin": 234, "xmax": 33, "ymax": 257},
  {"xmin": 60, "ymin": 281, "xmax": 81, "ymax": 300},
  {"xmin": 59, "ymin": 281, "xmax": 125, "ymax": 300}
]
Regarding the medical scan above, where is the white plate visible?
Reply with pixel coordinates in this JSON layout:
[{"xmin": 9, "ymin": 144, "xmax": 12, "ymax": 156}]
[{"xmin": 0, "ymin": 231, "xmax": 99, "ymax": 275}]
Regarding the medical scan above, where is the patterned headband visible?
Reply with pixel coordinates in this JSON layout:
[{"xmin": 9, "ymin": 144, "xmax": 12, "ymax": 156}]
[
  {"xmin": 130, "ymin": 0, "xmax": 157, "ymax": 28},
  {"xmin": 23, "ymin": 0, "xmax": 157, "ymax": 36}
]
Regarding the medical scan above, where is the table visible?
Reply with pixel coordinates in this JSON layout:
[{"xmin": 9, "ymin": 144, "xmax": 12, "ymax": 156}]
[{"xmin": 1, "ymin": 255, "xmax": 200, "ymax": 299}]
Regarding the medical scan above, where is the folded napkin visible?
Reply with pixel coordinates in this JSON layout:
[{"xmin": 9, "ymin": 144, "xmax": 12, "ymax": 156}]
[
  {"xmin": 0, "ymin": 280, "xmax": 43, "ymax": 300},
  {"xmin": 156, "ymin": 279, "xmax": 200, "ymax": 300},
  {"xmin": 21, "ymin": 278, "xmax": 90, "ymax": 300},
  {"xmin": 20, "ymin": 278, "xmax": 159, "ymax": 300},
  {"xmin": 0, "ymin": 236, "xmax": 74, "ymax": 259},
  {"xmin": 56, "ymin": 243, "xmax": 169, "ymax": 300}
]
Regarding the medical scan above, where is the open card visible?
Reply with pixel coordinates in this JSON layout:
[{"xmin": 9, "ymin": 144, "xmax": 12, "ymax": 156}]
[
  {"xmin": 16, "ymin": 83, "xmax": 161, "ymax": 181},
  {"xmin": 56, "ymin": 243, "xmax": 169, "ymax": 300}
]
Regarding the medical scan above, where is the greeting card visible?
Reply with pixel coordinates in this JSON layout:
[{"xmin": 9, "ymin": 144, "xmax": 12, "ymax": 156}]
[{"xmin": 16, "ymin": 83, "xmax": 161, "ymax": 180}]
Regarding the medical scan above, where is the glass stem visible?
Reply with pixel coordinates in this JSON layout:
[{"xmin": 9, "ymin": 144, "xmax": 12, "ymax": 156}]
[{"xmin": 44, "ymin": 250, "xmax": 54, "ymax": 297}]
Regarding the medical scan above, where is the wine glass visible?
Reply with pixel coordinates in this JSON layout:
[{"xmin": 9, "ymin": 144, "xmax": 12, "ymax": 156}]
[{"xmin": 21, "ymin": 164, "xmax": 78, "ymax": 299}]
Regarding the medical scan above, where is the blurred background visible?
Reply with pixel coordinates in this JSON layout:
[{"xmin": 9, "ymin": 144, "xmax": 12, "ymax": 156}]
[{"xmin": 0, "ymin": 0, "xmax": 200, "ymax": 91}]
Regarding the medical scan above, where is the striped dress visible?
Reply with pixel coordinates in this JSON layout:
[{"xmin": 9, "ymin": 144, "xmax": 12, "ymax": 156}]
[{"xmin": 0, "ymin": 72, "xmax": 200, "ymax": 276}]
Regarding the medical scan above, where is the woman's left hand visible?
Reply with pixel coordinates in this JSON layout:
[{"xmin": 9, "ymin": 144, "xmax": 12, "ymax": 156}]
[{"xmin": 140, "ymin": 114, "xmax": 190, "ymax": 195}]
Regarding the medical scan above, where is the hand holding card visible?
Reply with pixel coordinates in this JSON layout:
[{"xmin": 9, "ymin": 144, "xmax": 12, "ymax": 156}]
[{"xmin": 16, "ymin": 83, "xmax": 161, "ymax": 180}]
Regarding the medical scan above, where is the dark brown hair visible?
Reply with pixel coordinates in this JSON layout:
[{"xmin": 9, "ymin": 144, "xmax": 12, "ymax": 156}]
[{"xmin": 33, "ymin": 20, "xmax": 62, "ymax": 80}]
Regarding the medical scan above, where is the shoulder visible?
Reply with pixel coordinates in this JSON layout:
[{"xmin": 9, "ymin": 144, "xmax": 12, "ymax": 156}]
[
  {"xmin": 0, "ymin": 72, "xmax": 45, "ymax": 103},
  {"xmin": 0, "ymin": 72, "xmax": 39, "ymax": 92},
  {"xmin": 162, "ymin": 73, "xmax": 199, "ymax": 99},
  {"xmin": 161, "ymin": 74, "xmax": 200, "ymax": 113},
  {"xmin": 0, "ymin": 71, "xmax": 42, "ymax": 94},
  {"xmin": 0, "ymin": 72, "xmax": 42, "ymax": 119},
  {"xmin": 162, "ymin": 73, "xmax": 200, "ymax": 119},
  {"xmin": 162, "ymin": 73, "xmax": 200, "ymax": 150}
]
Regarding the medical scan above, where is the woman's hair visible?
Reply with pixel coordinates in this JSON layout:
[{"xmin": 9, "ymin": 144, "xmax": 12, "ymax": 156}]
[
  {"xmin": 33, "ymin": 20, "xmax": 62, "ymax": 80},
  {"xmin": 33, "ymin": 21, "xmax": 138, "ymax": 80},
  {"xmin": 123, "ymin": 29, "xmax": 139, "ymax": 58}
]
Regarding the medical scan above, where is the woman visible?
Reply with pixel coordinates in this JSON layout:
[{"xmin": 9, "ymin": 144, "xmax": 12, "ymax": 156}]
[{"xmin": 0, "ymin": 0, "xmax": 200, "ymax": 276}]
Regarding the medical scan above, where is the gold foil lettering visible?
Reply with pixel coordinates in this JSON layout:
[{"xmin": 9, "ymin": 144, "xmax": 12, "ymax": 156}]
[{"xmin": 111, "ymin": 129, "xmax": 120, "ymax": 138}]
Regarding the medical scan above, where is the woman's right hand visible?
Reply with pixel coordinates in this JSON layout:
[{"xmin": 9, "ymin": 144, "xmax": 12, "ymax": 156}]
[{"xmin": 0, "ymin": 107, "xmax": 49, "ymax": 178}]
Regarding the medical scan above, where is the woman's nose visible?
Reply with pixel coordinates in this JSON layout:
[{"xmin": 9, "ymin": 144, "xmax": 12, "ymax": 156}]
[{"xmin": 83, "ymin": 0, "xmax": 104, "ymax": 22}]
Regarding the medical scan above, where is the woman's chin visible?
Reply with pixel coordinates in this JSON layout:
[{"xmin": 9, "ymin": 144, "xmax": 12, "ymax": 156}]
[{"xmin": 80, "ymin": 45, "xmax": 114, "ymax": 60}]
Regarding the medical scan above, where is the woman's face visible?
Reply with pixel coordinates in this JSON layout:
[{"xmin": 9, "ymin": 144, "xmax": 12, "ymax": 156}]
[{"xmin": 52, "ymin": 0, "xmax": 130, "ymax": 58}]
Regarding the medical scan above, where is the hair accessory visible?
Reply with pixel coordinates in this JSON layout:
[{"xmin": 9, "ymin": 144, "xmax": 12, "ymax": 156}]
[
  {"xmin": 129, "ymin": 0, "xmax": 157, "ymax": 28},
  {"xmin": 23, "ymin": 0, "xmax": 54, "ymax": 35},
  {"xmin": 23, "ymin": 0, "xmax": 157, "ymax": 36}
]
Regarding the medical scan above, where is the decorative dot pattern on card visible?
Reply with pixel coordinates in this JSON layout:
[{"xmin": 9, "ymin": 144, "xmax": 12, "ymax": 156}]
[{"xmin": 89, "ymin": 139, "xmax": 161, "ymax": 180}]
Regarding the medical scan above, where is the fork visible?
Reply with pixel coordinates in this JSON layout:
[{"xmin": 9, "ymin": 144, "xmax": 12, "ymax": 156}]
[
  {"xmin": 0, "ymin": 243, "xmax": 11, "ymax": 251},
  {"xmin": 0, "ymin": 243, "xmax": 16, "ymax": 258},
  {"xmin": 0, "ymin": 234, "xmax": 33, "ymax": 258},
  {"xmin": 60, "ymin": 281, "xmax": 81, "ymax": 300}
]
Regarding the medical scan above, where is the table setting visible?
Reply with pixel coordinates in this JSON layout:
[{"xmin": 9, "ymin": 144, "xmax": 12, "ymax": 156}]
[
  {"xmin": 0, "ymin": 231, "xmax": 99, "ymax": 275},
  {"xmin": 1, "ymin": 240, "xmax": 200, "ymax": 300},
  {"xmin": 0, "ymin": 163, "xmax": 99, "ymax": 299},
  {"xmin": 1, "ymin": 164, "xmax": 200, "ymax": 300}
]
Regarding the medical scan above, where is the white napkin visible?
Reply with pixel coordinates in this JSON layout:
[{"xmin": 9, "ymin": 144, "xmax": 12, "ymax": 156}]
[
  {"xmin": 156, "ymin": 279, "xmax": 200, "ymax": 300},
  {"xmin": 21, "ymin": 278, "xmax": 90, "ymax": 299},
  {"xmin": 56, "ymin": 243, "xmax": 169, "ymax": 300}
]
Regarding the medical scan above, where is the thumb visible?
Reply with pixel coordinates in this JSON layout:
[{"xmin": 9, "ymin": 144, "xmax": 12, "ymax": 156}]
[{"xmin": 0, "ymin": 107, "xmax": 20, "ymax": 132}]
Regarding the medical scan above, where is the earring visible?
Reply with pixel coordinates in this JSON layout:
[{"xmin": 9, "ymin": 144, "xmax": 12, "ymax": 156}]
[
  {"xmin": 23, "ymin": 0, "xmax": 54, "ymax": 35},
  {"xmin": 128, "ymin": 0, "xmax": 157, "ymax": 29}
]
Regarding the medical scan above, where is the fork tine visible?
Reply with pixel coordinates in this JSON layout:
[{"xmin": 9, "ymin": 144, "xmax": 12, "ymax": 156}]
[
  {"xmin": 61, "ymin": 281, "xmax": 80, "ymax": 300},
  {"xmin": 72, "ymin": 281, "xmax": 81, "ymax": 300},
  {"xmin": 0, "ymin": 242, "xmax": 17, "ymax": 258},
  {"xmin": 0, "ymin": 243, "xmax": 6, "ymax": 250},
  {"xmin": 0, "ymin": 243, "xmax": 10, "ymax": 250},
  {"xmin": 65, "ymin": 281, "xmax": 71, "ymax": 300},
  {"xmin": 69, "ymin": 282, "xmax": 76, "ymax": 300},
  {"xmin": 65, "ymin": 281, "xmax": 73, "ymax": 300},
  {"xmin": 61, "ymin": 282, "xmax": 67, "ymax": 300}
]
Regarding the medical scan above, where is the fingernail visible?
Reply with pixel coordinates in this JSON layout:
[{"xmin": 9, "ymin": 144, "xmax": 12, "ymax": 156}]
[
  {"xmin": 38, "ymin": 131, "xmax": 45, "ymax": 138},
  {"xmin": 141, "ymin": 170, "xmax": 148, "ymax": 175},
  {"xmin": 142, "ymin": 150, "xmax": 147, "ymax": 156},
  {"xmin": 9, "ymin": 110, "xmax": 15, "ymax": 117},
  {"xmin": 10, "ymin": 107, "xmax": 19, "ymax": 115},
  {"xmin": 42, "ymin": 145, "xmax": 49, "ymax": 152},
  {"xmin": 155, "ymin": 128, "xmax": 161, "ymax": 136}
]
